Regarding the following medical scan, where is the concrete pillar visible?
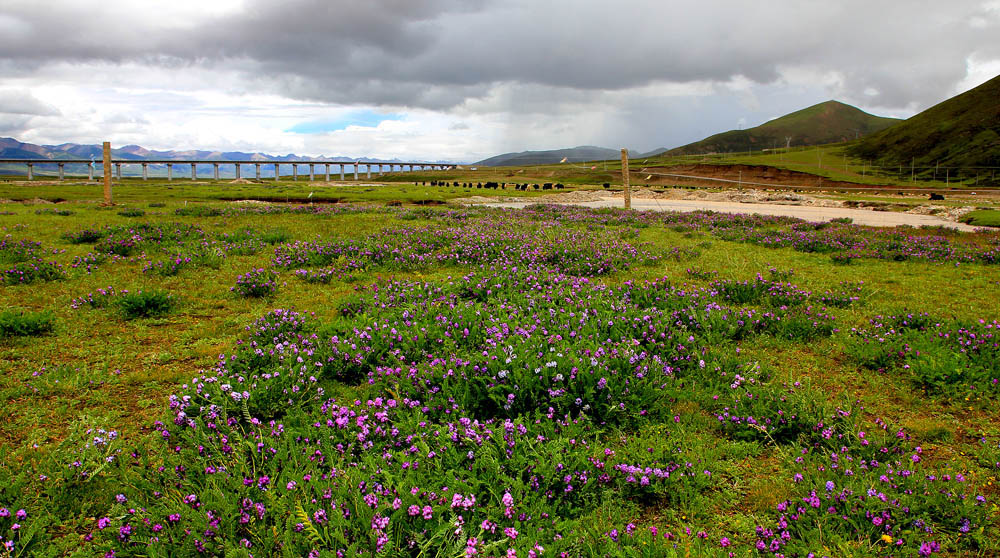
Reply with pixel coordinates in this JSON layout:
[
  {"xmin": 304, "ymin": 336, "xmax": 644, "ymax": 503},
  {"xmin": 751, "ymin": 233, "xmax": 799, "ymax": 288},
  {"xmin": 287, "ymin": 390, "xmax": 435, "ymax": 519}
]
[
  {"xmin": 235, "ymin": 163, "xmax": 241, "ymax": 180},
  {"xmin": 58, "ymin": 163, "xmax": 64, "ymax": 180},
  {"xmin": 167, "ymin": 163, "xmax": 173, "ymax": 181},
  {"xmin": 213, "ymin": 163, "xmax": 219, "ymax": 180},
  {"xmin": 309, "ymin": 163, "xmax": 314, "ymax": 181},
  {"xmin": 324, "ymin": 163, "xmax": 330, "ymax": 181},
  {"xmin": 116, "ymin": 163, "xmax": 122, "ymax": 180},
  {"xmin": 292, "ymin": 164, "xmax": 298, "ymax": 181},
  {"xmin": 340, "ymin": 164, "xmax": 344, "ymax": 180},
  {"xmin": 27, "ymin": 163, "xmax": 32, "ymax": 180},
  {"xmin": 354, "ymin": 163, "xmax": 358, "ymax": 180},
  {"xmin": 255, "ymin": 163, "xmax": 261, "ymax": 180},
  {"xmin": 142, "ymin": 163, "xmax": 148, "ymax": 180},
  {"xmin": 88, "ymin": 163, "xmax": 94, "ymax": 181},
  {"xmin": 378, "ymin": 164, "xmax": 384, "ymax": 176},
  {"xmin": 366, "ymin": 164, "xmax": 371, "ymax": 179},
  {"xmin": 274, "ymin": 163, "xmax": 280, "ymax": 182},
  {"xmin": 191, "ymin": 163, "xmax": 196, "ymax": 180}
]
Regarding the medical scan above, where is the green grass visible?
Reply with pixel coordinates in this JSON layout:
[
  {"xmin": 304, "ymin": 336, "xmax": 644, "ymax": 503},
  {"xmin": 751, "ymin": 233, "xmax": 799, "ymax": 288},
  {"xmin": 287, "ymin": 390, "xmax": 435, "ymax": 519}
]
[
  {"xmin": 0, "ymin": 177, "xmax": 585, "ymax": 204},
  {"xmin": 1, "ymin": 197, "xmax": 999, "ymax": 555},
  {"xmin": 961, "ymin": 209, "xmax": 1000, "ymax": 227}
]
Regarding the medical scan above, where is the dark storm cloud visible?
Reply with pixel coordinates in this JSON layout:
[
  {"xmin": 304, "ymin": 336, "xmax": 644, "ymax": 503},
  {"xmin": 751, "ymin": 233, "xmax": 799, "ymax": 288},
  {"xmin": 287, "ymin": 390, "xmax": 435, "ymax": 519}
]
[{"xmin": 1, "ymin": 0, "xmax": 997, "ymax": 113}]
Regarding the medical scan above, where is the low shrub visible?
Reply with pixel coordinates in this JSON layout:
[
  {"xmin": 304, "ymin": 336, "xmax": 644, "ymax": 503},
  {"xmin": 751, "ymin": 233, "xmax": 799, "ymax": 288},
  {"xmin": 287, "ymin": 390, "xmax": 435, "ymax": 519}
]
[
  {"xmin": 2, "ymin": 260, "xmax": 66, "ymax": 284},
  {"xmin": 0, "ymin": 309, "xmax": 55, "ymax": 337},
  {"xmin": 116, "ymin": 290, "xmax": 174, "ymax": 320},
  {"xmin": 232, "ymin": 268, "xmax": 279, "ymax": 298}
]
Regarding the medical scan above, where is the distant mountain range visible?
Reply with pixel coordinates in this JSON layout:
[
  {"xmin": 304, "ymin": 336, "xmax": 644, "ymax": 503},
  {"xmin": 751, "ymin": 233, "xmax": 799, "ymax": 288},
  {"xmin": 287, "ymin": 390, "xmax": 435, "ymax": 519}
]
[
  {"xmin": 846, "ymin": 74, "xmax": 1000, "ymax": 170},
  {"xmin": 0, "ymin": 138, "xmax": 452, "ymax": 165},
  {"xmin": 474, "ymin": 146, "xmax": 668, "ymax": 167}
]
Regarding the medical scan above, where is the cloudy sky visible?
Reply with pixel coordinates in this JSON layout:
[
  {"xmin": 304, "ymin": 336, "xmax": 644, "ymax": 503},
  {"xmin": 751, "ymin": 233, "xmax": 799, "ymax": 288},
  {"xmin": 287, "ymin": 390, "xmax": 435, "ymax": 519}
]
[{"xmin": 1, "ymin": 0, "xmax": 998, "ymax": 162}]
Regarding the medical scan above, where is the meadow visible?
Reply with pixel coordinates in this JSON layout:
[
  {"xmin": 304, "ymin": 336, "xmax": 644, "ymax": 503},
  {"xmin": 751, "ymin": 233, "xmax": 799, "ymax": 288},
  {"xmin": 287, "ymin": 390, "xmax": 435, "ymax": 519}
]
[{"xmin": 1, "ymin": 197, "xmax": 999, "ymax": 557}]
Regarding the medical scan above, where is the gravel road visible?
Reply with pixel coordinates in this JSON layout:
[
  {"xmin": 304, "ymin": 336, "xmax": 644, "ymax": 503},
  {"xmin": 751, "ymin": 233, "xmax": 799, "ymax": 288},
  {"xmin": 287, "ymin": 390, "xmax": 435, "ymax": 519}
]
[{"xmin": 480, "ymin": 196, "xmax": 979, "ymax": 231}]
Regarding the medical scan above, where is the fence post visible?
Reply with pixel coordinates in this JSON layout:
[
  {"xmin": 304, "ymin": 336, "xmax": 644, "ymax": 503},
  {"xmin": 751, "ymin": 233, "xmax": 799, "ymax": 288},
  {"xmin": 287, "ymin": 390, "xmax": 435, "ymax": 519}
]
[
  {"xmin": 102, "ymin": 141, "xmax": 113, "ymax": 205},
  {"xmin": 621, "ymin": 148, "xmax": 631, "ymax": 210}
]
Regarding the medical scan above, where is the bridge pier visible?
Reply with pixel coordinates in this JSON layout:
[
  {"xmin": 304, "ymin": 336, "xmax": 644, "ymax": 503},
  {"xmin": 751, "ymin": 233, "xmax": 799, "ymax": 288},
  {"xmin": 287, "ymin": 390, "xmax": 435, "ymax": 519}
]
[{"xmin": 4, "ymin": 158, "xmax": 433, "ymax": 183}]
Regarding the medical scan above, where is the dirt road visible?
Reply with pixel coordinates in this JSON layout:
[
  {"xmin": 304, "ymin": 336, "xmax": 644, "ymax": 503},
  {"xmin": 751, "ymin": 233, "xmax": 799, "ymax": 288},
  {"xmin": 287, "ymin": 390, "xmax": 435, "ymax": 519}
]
[{"xmin": 478, "ymin": 196, "xmax": 980, "ymax": 231}]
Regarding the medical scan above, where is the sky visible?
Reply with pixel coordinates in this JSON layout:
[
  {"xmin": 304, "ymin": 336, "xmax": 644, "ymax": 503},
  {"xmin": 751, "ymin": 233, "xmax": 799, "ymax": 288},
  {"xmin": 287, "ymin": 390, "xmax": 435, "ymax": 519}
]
[{"xmin": 0, "ymin": 0, "xmax": 998, "ymax": 163}]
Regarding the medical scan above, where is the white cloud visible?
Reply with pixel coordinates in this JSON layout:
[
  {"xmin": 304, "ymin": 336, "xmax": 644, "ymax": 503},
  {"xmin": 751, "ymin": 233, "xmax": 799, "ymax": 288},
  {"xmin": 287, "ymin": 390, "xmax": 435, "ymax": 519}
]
[{"xmin": 1, "ymin": 0, "xmax": 997, "ymax": 160}]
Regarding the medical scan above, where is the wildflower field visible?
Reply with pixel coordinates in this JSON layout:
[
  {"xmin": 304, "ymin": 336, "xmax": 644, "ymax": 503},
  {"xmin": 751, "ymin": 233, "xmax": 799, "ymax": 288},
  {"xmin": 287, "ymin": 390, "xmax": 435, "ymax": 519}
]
[{"xmin": 1, "ymin": 200, "xmax": 999, "ymax": 557}]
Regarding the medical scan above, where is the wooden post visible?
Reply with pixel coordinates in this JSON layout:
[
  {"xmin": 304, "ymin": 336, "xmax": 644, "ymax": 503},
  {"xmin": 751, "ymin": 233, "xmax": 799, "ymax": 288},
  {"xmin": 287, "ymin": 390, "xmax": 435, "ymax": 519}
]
[
  {"xmin": 102, "ymin": 141, "xmax": 112, "ymax": 205},
  {"xmin": 621, "ymin": 148, "xmax": 631, "ymax": 210}
]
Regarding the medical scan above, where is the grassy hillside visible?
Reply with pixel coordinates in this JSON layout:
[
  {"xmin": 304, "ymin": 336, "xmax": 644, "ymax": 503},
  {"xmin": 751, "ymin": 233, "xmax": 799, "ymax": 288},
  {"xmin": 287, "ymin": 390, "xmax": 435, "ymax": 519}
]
[
  {"xmin": 667, "ymin": 101, "xmax": 900, "ymax": 155},
  {"xmin": 846, "ymin": 74, "xmax": 1000, "ymax": 171}
]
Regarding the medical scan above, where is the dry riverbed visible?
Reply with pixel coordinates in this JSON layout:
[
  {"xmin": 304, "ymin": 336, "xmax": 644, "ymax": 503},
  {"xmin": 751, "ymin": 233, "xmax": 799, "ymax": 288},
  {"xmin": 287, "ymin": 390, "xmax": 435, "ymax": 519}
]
[{"xmin": 459, "ymin": 186, "xmax": 994, "ymax": 231}]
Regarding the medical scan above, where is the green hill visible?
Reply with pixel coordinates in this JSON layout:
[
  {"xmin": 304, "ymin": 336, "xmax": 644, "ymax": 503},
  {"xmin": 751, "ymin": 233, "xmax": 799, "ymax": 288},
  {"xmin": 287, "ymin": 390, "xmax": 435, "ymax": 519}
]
[
  {"xmin": 846, "ymin": 74, "xmax": 1000, "ymax": 169},
  {"xmin": 666, "ymin": 101, "xmax": 900, "ymax": 155}
]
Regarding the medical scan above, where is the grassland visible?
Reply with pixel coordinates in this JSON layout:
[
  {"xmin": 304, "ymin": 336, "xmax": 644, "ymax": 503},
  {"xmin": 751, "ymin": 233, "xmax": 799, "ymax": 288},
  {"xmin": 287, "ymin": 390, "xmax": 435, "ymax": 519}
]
[
  {"xmin": 2, "ymin": 196, "xmax": 999, "ymax": 556},
  {"xmin": 961, "ymin": 209, "xmax": 1000, "ymax": 227}
]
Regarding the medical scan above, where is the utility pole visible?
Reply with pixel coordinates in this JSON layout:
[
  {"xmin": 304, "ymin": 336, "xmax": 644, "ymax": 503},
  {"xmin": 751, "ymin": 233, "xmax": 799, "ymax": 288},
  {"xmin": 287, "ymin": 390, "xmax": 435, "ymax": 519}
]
[
  {"xmin": 102, "ymin": 141, "xmax": 113, "ymax": 205},
  {"xmin": 621, "ymin": 148, "xmax": 631, "ymax": 210}
]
